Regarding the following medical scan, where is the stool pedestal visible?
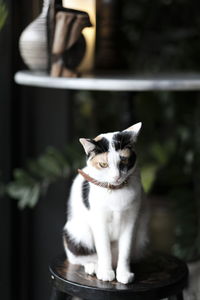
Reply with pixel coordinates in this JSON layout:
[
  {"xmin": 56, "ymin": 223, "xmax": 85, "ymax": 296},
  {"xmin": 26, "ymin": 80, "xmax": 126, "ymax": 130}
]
[{"xmin": 49, "ymin": 253, "xmax": 188, "ymax": 300}]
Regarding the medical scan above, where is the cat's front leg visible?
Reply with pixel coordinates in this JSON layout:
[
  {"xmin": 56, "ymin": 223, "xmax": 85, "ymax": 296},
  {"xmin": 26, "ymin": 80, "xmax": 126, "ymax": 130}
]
[
  {"xmin": 116, "ymin": 210, "xmax": 136, "ymax": 284},
  {"xmin": 91, "ymin": 213, "xmax": 115, "ymax": 282}
]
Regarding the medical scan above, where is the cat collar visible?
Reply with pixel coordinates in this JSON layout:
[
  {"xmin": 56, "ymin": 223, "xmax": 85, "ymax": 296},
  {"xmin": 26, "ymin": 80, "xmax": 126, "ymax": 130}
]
[{"xmin": 77, "ymin": 169, "xmax": 128, "ymax": 190}]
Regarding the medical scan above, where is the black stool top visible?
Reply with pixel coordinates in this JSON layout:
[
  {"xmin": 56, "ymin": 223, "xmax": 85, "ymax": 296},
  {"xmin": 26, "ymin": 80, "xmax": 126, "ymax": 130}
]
[{"xmin": 50, "ymin": 253, "xmax": 188, "ymax": 300}]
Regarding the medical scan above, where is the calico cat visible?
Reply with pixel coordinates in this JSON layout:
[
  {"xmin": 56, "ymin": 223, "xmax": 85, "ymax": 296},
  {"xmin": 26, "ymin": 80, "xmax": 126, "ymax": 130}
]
[{"xmin": 63, "ymin": 122, "xmax": 149, "ymax": 284}]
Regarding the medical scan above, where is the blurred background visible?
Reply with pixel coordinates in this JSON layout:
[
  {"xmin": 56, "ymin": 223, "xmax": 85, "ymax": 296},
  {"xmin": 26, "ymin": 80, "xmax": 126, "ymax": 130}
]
[{"xmin": 1, "ymin": 0, "xmax": 200, "ymax": 299}]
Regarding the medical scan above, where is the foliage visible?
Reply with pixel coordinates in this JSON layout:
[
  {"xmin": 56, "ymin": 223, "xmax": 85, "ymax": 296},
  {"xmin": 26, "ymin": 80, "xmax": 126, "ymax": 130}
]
[
  {"xmin": 1, "ymin": 92, "xmax": 199, "ymax": 262},
  {"xmin": 141, "ymin": 140, "xmax": 175, "ymax": 193},
  {"xmin": 121, "ymin": 0, "xmax": 200, "ymax": 72},
  {"xmin": 6, "ymin": 145, "xmax": 84, "ymax": 209},
  {"xmin": 70, "ymin": 90, "xmax": 200, "ymax": 261},
  {"xmin": 138, "ymin": 95, "xmax": 200, "ymax": 261},
  {"xmin": 0, "ymin": 0, "xmax": 8, "ymax": 31}
]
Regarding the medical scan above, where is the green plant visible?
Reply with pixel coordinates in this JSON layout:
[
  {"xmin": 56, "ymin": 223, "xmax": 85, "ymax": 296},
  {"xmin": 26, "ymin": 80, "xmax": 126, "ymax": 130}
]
[
  {"xmin": 141, "ymin": 140, "xmax": 176, "ymax": 193},
  {"xmin": 5, "ymin": 145, "xmax": 84, "ymax": 209},
  {"xmin": 0, "ymin": 0, "xmax": 8, "ymax": 31}
]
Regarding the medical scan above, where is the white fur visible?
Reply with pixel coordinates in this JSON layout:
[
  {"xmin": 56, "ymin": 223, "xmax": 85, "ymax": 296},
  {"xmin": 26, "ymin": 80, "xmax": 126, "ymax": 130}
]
[{"xmin": 63, "ymin": 126, "xmax": 149, "ymax": 284}]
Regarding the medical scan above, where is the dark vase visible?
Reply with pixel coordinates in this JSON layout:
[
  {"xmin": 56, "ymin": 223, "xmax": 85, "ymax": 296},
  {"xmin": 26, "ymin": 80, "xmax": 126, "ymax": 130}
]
[{"xmin": 95, "ymin": 0, "xmax": 124, "ymax": 71}]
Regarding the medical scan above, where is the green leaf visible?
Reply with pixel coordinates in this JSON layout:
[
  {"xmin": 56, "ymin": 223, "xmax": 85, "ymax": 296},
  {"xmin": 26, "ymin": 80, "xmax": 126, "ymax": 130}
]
[
  {"xmin": 7, "ymin": 183, "xmax": 30, "ymax": 208},
  {"xmin": 7, "ymin": 182, "xmax": 29, "ymax": 199},
  {"xmin": 6, "ymin": 182, "xmax": 40, "ymax": 209},
  {"xmin": 13, "ymin": 169, "xmax": 35, "ymax": 184},
  {"xmin": 0, "ymin": 0, "xmax": 8, "ymax": 31},
  {"xmin": 64, "ymin": 144, "xmax": 84, "ymax": 170},
  {"xmin": 37, "ymin": 153, "xmax": 63, "ymax": 178},
  {"xmin": 141, "ymin": 164, "xmax": 158, "ymax": 193},
  {"xmin": 45, "ymin": 147, "xmax": 70, "ymax": 176},
  {"xmin": 150, "ymin": 143, "xmax": 168, "ymax": 165},
  {"xmin": 46, "ymin": 147, "xmax": 68, "ymax": 165},
  {"xmin": 27, "ymin": 160, "xmax": 45, "ymax": 180},
  {"xmin": 27, "ymin": 184, "xmax": 40, "ymax": 208},
  {"xmin": 6, "ymin": 143, "xmax": 82, "ymax": 208},
  {"xmin": 27, "ymin": 148, "xmax": 70, "ymax": 180}
]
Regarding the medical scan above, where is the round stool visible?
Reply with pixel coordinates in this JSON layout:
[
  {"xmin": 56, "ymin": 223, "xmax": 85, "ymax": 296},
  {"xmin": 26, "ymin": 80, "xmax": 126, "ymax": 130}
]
[{"xmin": 49, "ymin": 253, "xmax": 188, "ymax": 300}]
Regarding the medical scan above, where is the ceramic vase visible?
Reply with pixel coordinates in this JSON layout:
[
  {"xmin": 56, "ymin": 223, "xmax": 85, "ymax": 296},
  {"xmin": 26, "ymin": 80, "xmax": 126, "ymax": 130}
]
[{"xmin": 19, "ymin": 0, "xmax": 50, "ymax": 71}]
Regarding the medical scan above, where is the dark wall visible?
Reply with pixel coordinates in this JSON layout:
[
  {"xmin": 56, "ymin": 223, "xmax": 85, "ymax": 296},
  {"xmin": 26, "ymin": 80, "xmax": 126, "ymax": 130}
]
[
  {"xmin": 18, "ymin": 88, "xmax": 72, "ymax": 300},
  {"xmin": 0, "ymin": 1, "xmax": 72, "ymax": 299},
  {"xmin": 0, "ymin": 0, "xmax": 12, "ymax": 299},
  {"xmin": 2, "ymin": 1, "xmax": 200, "ymax": 299}
]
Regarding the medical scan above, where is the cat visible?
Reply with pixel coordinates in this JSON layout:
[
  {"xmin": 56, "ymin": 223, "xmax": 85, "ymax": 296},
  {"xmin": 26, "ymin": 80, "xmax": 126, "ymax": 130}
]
[{"xmin": 63, "ymin": 122, "xmax": 149, "ymax": 284}]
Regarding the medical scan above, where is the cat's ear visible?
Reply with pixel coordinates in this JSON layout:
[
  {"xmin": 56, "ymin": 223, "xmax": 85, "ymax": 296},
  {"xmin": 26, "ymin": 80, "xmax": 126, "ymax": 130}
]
[
  {"xmin": 123, "ymin": 122, "xmax": 142, "ymax": 140},
  {"xmin": 79, "ymin": 138, "xmax": 95, "ymax": 155}
]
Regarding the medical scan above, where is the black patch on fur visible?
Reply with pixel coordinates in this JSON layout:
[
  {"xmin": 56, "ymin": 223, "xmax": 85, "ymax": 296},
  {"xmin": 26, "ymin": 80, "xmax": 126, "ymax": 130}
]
[
  {"xmin": 113, "ymin": 132, "xmax": 132, "ymax": 151},
  {"xmin": 113, "ymin": 132, "xmax": 137, "ymax": 171},
  {"xmin": 63, "ymin": 230, "xmax": 96, "ymax": 256},
  {"xmin": 82, "ymin": 180, "xmax": 90, "ymax": 209},
  {"xmin": 119, "ymin": 151, "xmax": 137, "ymax": 172},
  {"xmin": 89, "ymin": 137, "xmax": 109, "ymax": 156}
]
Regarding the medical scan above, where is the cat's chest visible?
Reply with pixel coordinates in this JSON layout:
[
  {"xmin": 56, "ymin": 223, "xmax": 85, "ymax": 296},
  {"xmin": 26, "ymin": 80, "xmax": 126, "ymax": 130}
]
[
  {"xmin": 89, "ymin": 183, "xmax": 140, "ymax": 211},
  {"xmin": 107, "ymin": 211, "xmax": 121, "ymax": 241}
]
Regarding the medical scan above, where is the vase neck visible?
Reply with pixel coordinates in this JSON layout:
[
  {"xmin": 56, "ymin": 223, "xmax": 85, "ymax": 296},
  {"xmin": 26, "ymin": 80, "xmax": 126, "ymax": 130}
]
[{"xmin": 41, "ymin": 0, "xmax": 51, "ymax": 17}]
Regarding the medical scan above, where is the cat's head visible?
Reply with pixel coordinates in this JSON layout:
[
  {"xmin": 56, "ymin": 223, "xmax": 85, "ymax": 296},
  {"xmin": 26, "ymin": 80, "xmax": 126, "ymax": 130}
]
[{"xmin": 79, "ymin": 122, "xmax": 142, "ymax": 186}]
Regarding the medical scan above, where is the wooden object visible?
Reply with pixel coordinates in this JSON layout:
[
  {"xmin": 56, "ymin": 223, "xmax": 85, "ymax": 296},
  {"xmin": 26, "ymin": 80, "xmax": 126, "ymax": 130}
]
[
  {"xmin": 49, "ymin": 253, "xmax": 188, "ymax": 300},
  {"xmin": 50, "ymin": 6, "xmax": 92, "ymax": 77},
  {"xmin": 95, "ymin": 0, "xmax": 124, "ymax": 70},
  {"xmin": 63, "ymin": 0, "xmax": 96, "ymax": 73}
]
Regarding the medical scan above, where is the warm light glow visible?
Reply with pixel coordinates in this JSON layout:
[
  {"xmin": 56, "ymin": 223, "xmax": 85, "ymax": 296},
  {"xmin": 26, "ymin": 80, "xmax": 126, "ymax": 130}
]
[{"xmin": 63, "ymin": 0, "xmax": 96, "ymax": 73}]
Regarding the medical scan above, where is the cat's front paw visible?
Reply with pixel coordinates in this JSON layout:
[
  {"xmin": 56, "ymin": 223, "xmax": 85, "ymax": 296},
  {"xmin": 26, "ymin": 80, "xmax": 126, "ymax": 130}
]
[
  {"xmin": 84, "ymin": 263, "xmax": 97, "ymax": 275},
  {"xmin": 97, "ymin": 267, "xmax": 115, "ymax": 282},
  {"xmin": 116, "ymin": 270, "xmax": 135, "ymax": 284}
]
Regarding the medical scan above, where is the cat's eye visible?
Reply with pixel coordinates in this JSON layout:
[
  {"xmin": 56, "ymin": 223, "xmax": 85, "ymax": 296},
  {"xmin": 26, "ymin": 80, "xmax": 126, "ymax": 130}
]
[
  {"xmin": 99, "ymin": 162, "xmax": 108, "ymax": 168},
  {"xmin": 121, "ymin": 157, "xmax": 129, "ymax": 164}
]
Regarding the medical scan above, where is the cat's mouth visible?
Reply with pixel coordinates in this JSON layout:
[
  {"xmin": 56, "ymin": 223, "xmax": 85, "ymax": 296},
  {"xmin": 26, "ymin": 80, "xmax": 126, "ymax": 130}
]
[
  {"xmin": 110, "ymin": 178, "xmax": 125, "ymax": 186},
  {"xmin": 108, "ymin": 177, "xmax": 128, "ymax": 188},
  {"xmin": 110, "ymin": 173, "xmax": 130, "ymax": 186}
]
